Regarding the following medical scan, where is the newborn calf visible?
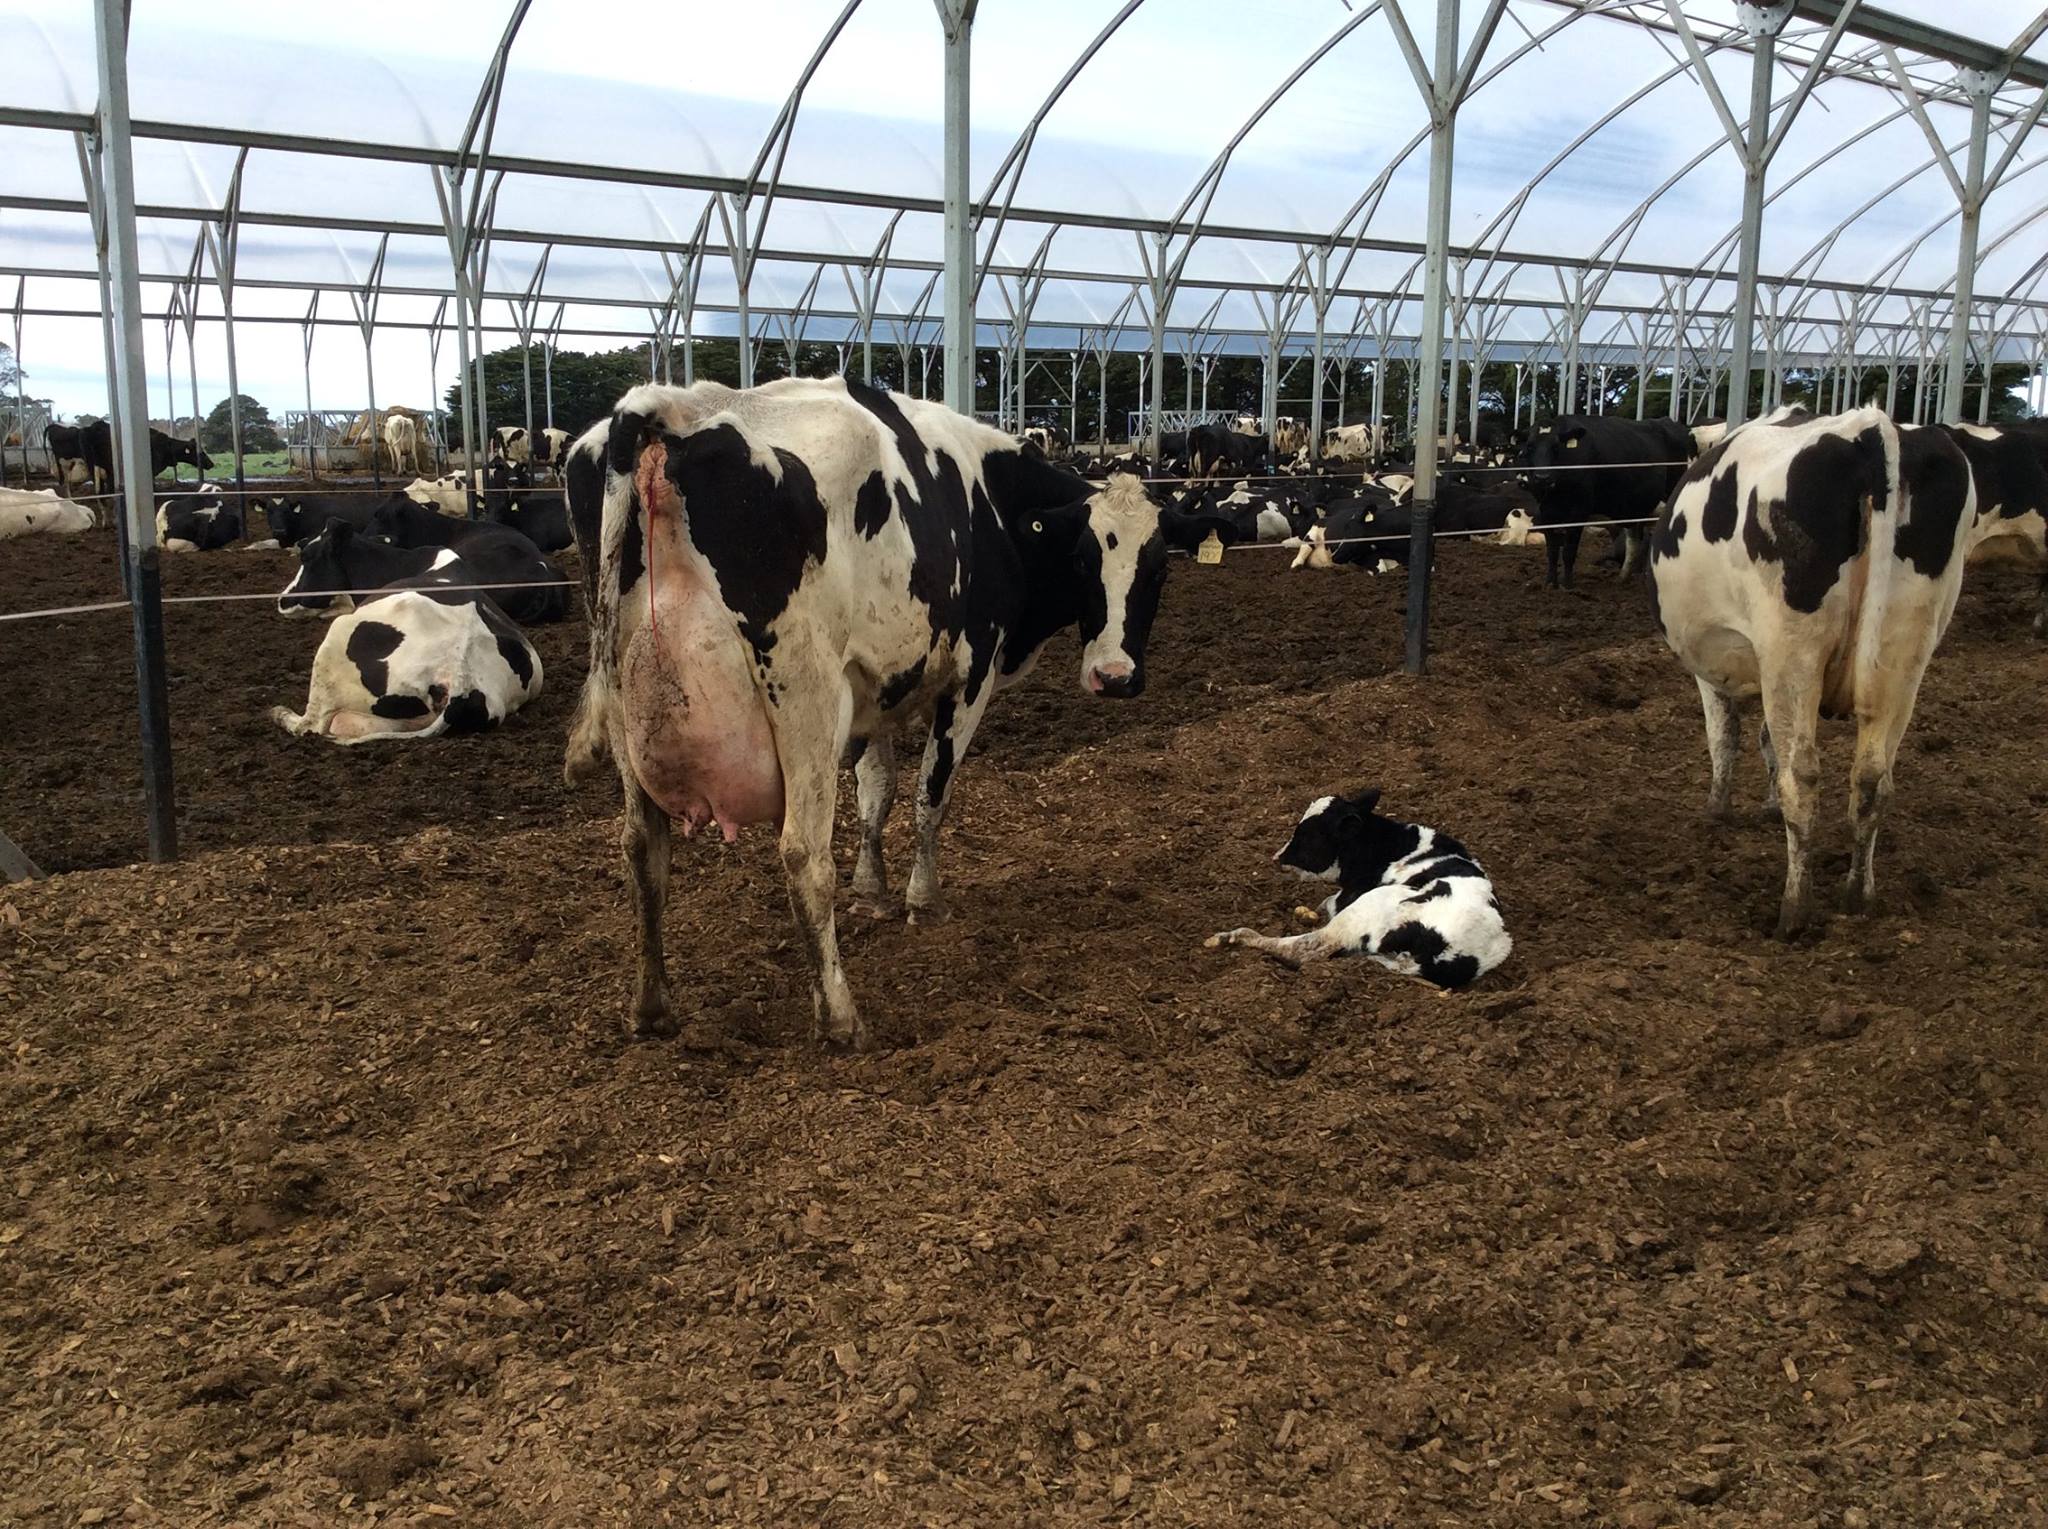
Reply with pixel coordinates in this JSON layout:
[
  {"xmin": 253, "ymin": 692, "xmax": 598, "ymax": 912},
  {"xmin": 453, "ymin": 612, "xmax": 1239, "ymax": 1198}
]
[{"xmin": 1207, "ymin": 789, "xmax": 1511, "ymax": 988}]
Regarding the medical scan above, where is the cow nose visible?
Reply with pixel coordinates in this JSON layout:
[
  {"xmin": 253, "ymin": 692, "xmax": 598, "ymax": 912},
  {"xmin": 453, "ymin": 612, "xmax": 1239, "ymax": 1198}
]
[{"xmin": 1087, "ymin": 662, "xmax": 1137, "ymax": 698}]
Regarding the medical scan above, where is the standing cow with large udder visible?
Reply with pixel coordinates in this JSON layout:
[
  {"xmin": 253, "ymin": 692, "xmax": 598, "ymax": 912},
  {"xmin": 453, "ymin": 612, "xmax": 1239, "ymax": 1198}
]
[{"xmin": 565, "ymin": 377, "xmax": 1213, "ymax": 1050}]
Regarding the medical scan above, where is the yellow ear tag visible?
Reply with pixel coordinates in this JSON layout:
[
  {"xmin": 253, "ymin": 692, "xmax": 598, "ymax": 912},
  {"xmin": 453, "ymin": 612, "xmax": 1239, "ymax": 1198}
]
[
  {"xmin": 1196, "ymin": 531, "xmax": 1225, "ymax": 566},
  {"xmin": 1563, "ymin": 438, "xmax": 1580, "ymax": 450}
]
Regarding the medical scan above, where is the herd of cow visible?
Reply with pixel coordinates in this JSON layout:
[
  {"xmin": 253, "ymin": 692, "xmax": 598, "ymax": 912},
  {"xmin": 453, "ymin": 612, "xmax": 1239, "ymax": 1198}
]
[{"xmin": 9, "ymin": 381, "xmax": 2047, "ymax": 1044}]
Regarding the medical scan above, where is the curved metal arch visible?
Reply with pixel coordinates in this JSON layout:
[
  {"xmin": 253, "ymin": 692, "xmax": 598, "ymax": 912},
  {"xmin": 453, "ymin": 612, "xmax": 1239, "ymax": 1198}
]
[
  {"xmin": 1323, "ymin": 0, "xmax": 1597, "ymax": 290},
  {"xmin": 972, "ymin": 0, "xmax": 1146, "ymax": 258},
  {"xmin": 729, "ymin": 0, "xmax": 866, "ymax": 264}
]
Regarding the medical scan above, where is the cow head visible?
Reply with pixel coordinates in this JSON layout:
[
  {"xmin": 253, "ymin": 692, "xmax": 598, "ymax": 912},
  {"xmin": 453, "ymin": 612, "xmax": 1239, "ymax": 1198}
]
[
  {"xmin": 1012, "ymin": 472, "xmax": 1217, "ymax": 699},
  {"xmin": 1275, "ymin": 788, "xmax": 1406, "ymax": 886},
  {"xmin": 1517, "ymin": 423, "xmax": 1587, "ymax": 495},
  {"xmin": 277, "ymin": 519, "xmax": 362, "ymax": 616}
]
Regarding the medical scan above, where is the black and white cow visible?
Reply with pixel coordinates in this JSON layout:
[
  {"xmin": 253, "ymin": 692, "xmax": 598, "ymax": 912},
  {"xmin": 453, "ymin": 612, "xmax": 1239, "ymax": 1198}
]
[
  {"xmin": 363, "ymin": 497, "xmax": 570, "ymax": 624},
  {"xmin": 272, "ymin": 585, "xmax": 542, "ymax": 743},
  {"xmin": 1207, "ymin": 789, "xmax": 1512, "ymax": 988},
  {"xmin": 1649, "ymin": 406, "xmax": 1975, "ymax": 936},
  {"xmin": 531, "ymin": 425, "xmax": 570, "ymax": 472},
  {"xmin": 46, "ymin": 420, "xmax": 213, "ymax": 491},
  {"xmin": 276, "ymin": 517, "xmax": 559, "ymax": 624},
  {"xmin": 1946, "ymin": 419, "xmax": 2048, "ymax": 634},
  {"xmin": 155, "ymin": 483, "xmax": 243, "ymax": 551},
  {"xmin": 564, "ymin": 376, "xmax": 1215, "ymax": 1049},
  {"xmin": 494, "ymin": 425, "xmax": 530, "ymax": 465},
  {"xmin": 1518, "ymin": 415, "xmax": 1694, "ymax": 589}
]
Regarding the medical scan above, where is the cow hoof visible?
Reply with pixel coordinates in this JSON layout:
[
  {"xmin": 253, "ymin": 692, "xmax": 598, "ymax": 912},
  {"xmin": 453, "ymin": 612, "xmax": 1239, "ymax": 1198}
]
[
  {"xmin": 1704, "ymin": 803, "xmax": 1736, "ymax": 827},
  {"xmin": 846, "ymin": 891, "xmax": 898, "ymax": 920},
  {"xmin": 632, "ymin": 1005, "xmax": 678, "ymax": 1040},
  {"xmin": 1773, "ymin": 907, "xmax": 1815, "ymax": 941},
  {"xmin": 905, "ymin": 901, "xmax": 949, "ymax": 927}
]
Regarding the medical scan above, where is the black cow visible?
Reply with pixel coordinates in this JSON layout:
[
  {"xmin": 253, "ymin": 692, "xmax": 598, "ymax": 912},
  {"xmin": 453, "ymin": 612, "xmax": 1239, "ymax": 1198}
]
[
  {"xmin": 278, "ymin": 518, "xmax": 562, "ymax": 626},
  {"xmin": 1188, "ymin": 422, "xmax": 1269, "ymax": 480},
  {"xmin": 564, "ymin": 376, "xmax": 1217, "ymax": 1048},
  {"xmin": 494, "ymin": 487, "xmax": 573, "ymax": 553},
  {"xmin": 363, "ymin": 497, "xmax": 569, "ymax": 624},
  {"xmin": 252, "ymin": 490, "xmax": 410, "ymax": 548},
  {"xmin": 1518, "ymin": 415, "xmax": 1694, "ymax": 589},
  {"xmin": 46, "ymin": 420, "xmax": 213, "ymax": 490}
]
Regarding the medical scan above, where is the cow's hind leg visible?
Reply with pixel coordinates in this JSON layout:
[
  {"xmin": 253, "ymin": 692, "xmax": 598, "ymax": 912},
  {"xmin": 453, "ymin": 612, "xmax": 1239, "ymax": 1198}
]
[
  {"xmin": 1759, "ymin": 722, "xmax": 1781, "ymax": 818},
  {"xmin": 622, "ymin": 779, "xmax": 676, "ymax": 1038},
  {"xmin": 1759, "ymin": 657, "xmax": 1824, "ymax": 937},
  {"xmin": 848, "ymin": 733, "xmax": 898, "ymax": 916},
  {"xmin": 777, "ymin": 684, "xmax": 864, "ymax": 1049},
  {"xmin": 1697, "ymin": 677, "xmax": 1741, "ymax": 822},
  {"xmin": 1619, "ymin": 525, "xmax": 1646, "ymax": 579},
  {"xmin": 1846, "ymin": 661, "xmax": 1930, "ymax": 915}
]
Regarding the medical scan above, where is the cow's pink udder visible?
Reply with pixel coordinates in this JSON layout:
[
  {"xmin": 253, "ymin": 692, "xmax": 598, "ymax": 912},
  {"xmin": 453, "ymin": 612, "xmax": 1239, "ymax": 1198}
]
[{"xmin": 622, "ymin": 448, "xmax": 785, "ymax": 839}]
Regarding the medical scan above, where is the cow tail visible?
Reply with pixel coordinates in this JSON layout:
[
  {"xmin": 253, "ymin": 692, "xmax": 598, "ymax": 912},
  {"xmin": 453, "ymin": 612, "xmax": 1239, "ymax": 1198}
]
[
  {"xmin": 1848, "ymin": 409, "xmax": 1904, "ymax": 711},
  {"xmin": 564, "ymin": 454, "xmax": 635, "ymax": 785}
]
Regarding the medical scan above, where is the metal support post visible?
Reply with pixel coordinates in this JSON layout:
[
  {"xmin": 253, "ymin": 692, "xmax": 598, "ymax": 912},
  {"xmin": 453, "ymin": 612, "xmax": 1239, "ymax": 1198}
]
[
  {"xmin": 92, "ymin": 0, "xmax": 176, "ymax": 861},
  {"xmin": 938, "ymin": 0, "xmax": 978, "ymax": 413}
]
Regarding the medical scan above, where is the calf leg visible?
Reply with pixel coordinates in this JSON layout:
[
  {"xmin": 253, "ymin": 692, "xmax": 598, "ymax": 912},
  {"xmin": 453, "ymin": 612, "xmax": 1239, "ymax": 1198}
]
[
  {"xmin": 1207, "ymin": 925, "xmax": 1340, "ymax": 970},
  {"xmin": 1696, "ymin": 678, "xmax": 1741, "ymax": 822},
  {"xmin": 621, "ymin": 779, "xmax": 676, "ymax": 1037},
  {"xmin": 905, "ymin": 689, "xmax": 994, "ymax": 922},
  {"xmin": 776, "ymin": 685, "xmax": 864, "ymax": 1049},
  {"xmin": 1759, "ymin": 663, "xmax": 1824, "ymax": 937},
  {"xmin": 850, "ymin": 733, "xmax": 898, "ymax": 913}
]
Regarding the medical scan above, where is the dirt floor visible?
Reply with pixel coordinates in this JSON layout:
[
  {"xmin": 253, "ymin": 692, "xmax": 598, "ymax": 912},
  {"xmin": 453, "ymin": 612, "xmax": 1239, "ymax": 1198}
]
[{"xmin": 3, "ymin": 516, "xmax": 2047, "ymax": 1527}]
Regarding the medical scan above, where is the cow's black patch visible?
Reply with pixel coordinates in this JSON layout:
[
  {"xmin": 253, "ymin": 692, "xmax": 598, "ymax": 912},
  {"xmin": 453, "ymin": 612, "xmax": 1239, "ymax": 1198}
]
[
  {"xmin": 1404, "ymin": 854, "xmax": 1484, "ymax": 883},
  {"xmin": 443, "ymin": 689, "xmax": 493, "ymax": 732},
  {"xmin": 371, "ymin": 693, "xmax": 431, "ymax": 719},
  {"xmin": 879, "ymin": 655, "xmax": 927, "ymax": 711},
  {"xmin": 1895, "ymin": 426, "xmax": 1973, "ymax": 580},
  {"xmin": 926, "ymin": 696, "xmax": 958, "ymax": 808},
  {"xmin": 1651, "ymin": 506, "xmax": 1686, "ymax": 561},
  {"xmin": 496, "ymin": 633, "xmax": 535, "ymax": 688},
  {"xmin": 618, "ymin": 505, "xmax": 646, "ymax": 601},
  {"xmin": 564, "ymin": 435, "xmax": 606, "ymax": 617},
  {"xmin": 854, "ymin": 470, "xmax": 892, "ymax": 539},
  {"xmin": 1373, "ymin": 920, "xmax": 1480, "ymax": 989},
  {"xmin": 1403, "ymin": 882, "xmax": 1452, "ymax": 905},
  {"xmin": 344, "ymin": 620, "xmax": 405, "ymax": 695},
  {"xmin": 1699, "ymin": 466, "xmax": 1741, "ymax": 544},
  {"xmin": 1763, "ymin": 425, "xmax": 1884, "ymax": 613}
]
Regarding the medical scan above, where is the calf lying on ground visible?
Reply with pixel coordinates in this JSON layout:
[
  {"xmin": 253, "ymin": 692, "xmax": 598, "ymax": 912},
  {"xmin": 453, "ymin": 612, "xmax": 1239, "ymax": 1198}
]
[
  {"xmin": 156, "ymin": 484, "xmax": 243, "ymax": 551},
  {"xmin": 1206, "ymin": 789, "xmax": 1512, "ymax": 989},
  {"xmin": 0, "ymin": 487, "xmax": 95, "ymax": 538},
  {"xmin": 273, "ymin": 586, "xmax": 542, "ymax": 743}
]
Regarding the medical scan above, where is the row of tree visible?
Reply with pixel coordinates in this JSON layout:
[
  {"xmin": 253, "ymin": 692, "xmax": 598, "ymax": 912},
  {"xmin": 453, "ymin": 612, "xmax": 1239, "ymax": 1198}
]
[{"xmin": 447, "ymin": 341, "xmax": 2037, "ymax": 446}]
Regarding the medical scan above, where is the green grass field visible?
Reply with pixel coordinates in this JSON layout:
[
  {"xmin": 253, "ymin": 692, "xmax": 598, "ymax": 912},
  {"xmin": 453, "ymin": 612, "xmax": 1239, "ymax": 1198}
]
[{"xmin": 161, "ymin": 449, "xmax": 294, "ymax": 481}]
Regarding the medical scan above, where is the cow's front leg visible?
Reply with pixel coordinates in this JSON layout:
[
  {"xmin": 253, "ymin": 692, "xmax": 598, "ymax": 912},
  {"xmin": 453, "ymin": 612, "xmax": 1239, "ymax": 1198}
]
[
  {"xmin": 776, "ymin": 685, "xmax": 864, "ymax": 1049},
  {"xmin": 621, "ymin": 779, "xmax": 676, "ymax": 1038},
  {"xmin": 1618, "ymin": 525, "xmax": 1646, "ymax": 579},
  {"xmin": 905, "ymin": 689, "xmax": 992, "ymax": 924},
  {"xmin": 849, "ymin": 733, "xmax": 897, "ymax": 916}
]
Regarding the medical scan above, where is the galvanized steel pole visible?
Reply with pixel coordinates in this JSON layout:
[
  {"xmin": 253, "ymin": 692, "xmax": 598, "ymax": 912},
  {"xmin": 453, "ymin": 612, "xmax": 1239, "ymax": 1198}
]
[
  {"xmin": 1943, "ymin": 70, "xmax": 1995, "ymax": 424},
  {"xmin": 1402, "ymin": 0, "xmax": 1462, "ymax": 677},
  {"xmin": 938, "ymin": 0, "xmax": 978, "ymax": 414},
  {"xmin": 92, "ymin": 0, "xmax": 177, "ymax": 862},
  {"xmin": 1726, "ymin": 8, "xmax": 1784, "ymax": 424}
]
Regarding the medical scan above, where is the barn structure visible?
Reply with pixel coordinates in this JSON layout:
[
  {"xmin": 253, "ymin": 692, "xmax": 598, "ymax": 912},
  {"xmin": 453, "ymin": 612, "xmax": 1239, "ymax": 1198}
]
[{"xmin": 0, "ymin": 0, "xmax": 2044, "ymax": 860}]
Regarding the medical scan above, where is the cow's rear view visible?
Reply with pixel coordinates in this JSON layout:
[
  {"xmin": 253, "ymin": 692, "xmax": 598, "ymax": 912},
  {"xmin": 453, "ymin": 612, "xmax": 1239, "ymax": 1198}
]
[{"xmin": 1649, "ymin": 408, "xmax": 1974, "ymax": 935}]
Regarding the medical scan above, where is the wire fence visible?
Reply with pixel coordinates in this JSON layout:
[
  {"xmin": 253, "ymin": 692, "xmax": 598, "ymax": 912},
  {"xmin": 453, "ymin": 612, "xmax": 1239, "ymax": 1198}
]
[{"xmin": 0, "ymin": 514, "xmax": 1666, "ymax": 625}]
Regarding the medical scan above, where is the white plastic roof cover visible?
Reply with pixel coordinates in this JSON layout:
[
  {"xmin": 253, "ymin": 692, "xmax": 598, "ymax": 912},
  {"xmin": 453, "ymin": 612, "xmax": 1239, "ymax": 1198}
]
[{"xmin": 2, "ymin": 0, "xmax": 2045, "ymax": 414}]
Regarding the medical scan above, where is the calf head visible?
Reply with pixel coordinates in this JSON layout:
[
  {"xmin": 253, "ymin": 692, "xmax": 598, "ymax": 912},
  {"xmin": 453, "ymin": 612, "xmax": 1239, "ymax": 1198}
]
[{"xmin": 1275, "ymin": 789, "xmax": 1415, "ymax": 887}]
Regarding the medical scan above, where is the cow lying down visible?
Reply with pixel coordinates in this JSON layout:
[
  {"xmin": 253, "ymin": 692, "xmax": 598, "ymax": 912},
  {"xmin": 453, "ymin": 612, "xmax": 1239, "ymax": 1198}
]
[
  {"xmin": 272, "ymin": 578, "xmax": 542, "ymax": 744},
  {"xmin": 0, "ymin": 487, "xmax": 95, "ymax": 539},
  {"xmin": 1207, "ymin": 789, "xmax": 1511, "ymax": 989}
]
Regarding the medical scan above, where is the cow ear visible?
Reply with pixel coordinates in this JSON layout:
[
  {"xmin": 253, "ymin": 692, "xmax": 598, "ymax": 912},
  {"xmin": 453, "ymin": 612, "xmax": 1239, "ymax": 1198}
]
[
  {"xmin": 1352, "ymin": 787, "xmax": 1383, "ymax": 816},
  {"xmin": 1559, "ymin": 425, "xmax": 1588, "ymax": 448},
  {"xmin": 327, "ymin": 519, "xmax": 355, "ymax": 546},
  {"xmin": 1158, "ymin": 506, "xmax": 1224, "ymax": 552}
]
